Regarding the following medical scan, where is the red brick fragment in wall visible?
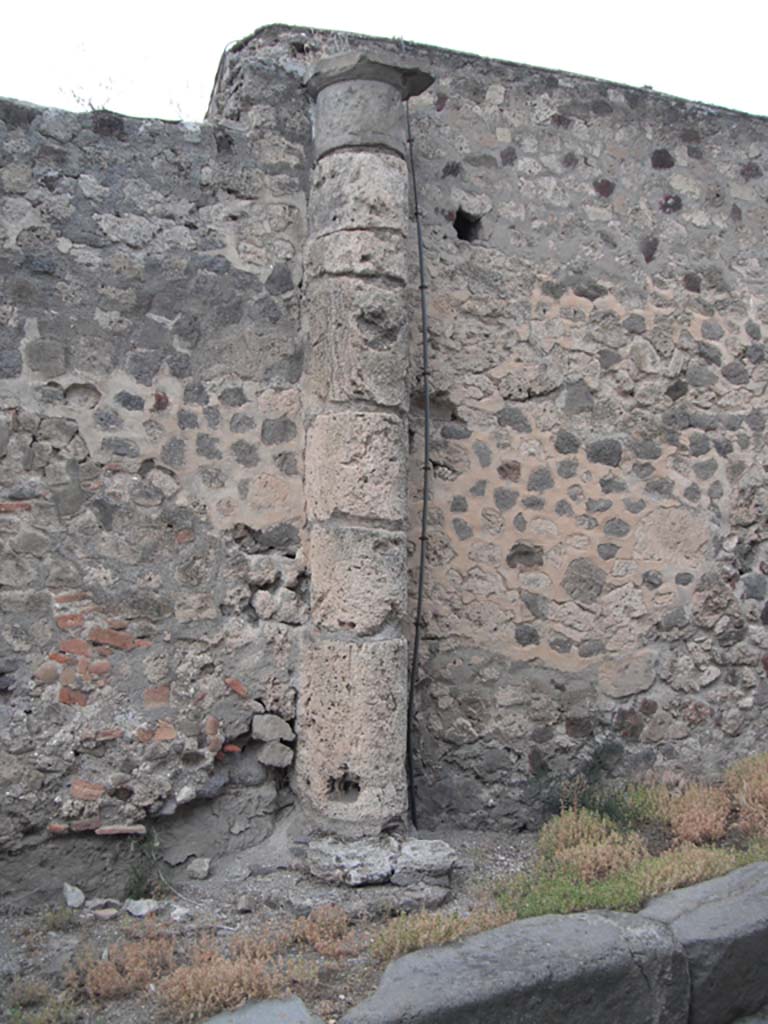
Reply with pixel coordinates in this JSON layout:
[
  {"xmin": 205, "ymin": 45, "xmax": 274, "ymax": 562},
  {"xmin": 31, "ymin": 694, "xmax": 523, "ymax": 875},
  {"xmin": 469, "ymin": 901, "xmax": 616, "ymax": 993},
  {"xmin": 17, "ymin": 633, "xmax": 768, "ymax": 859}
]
[
  {"xmin": 48, "ymin": 823, "xmax": 69, "ymax": 835},
  {"xmin": 88, "ymin": 627, "xmax": 134, "ymax": 650},
  {"xmin": 59, "ymin": 686, "xmax": 87, "ymax": 706},
  {"xmin": 107, "ymin": 618, "xmax": 128, "ymax": 630},
  {"xmin": 91, "ymin": 660, "xmax": 110, "ymax": 676},
  {"xmin": 53, "ymin": 591, "xmax": 90, "ymax": 605},
  {"xmin": 70, "ymin": 778, "xmax": 106, "ymax": 801},
  {"xmin": 56, "ymin": 613, "xmax": 84, "ymax": 630},
  {"xmin": 143, "ymin": 685, "xmax": 170, "ymax": 708},
  {"xmin": 135, "ymin": 727, "xmax": 154, "ymax": 743},
  {"xmin": 134, "ymin": 639, "xmax": 152, "ymax": 648},
  {"xmin": 223, "ymin": 744, "xmax": 242, "ymax": 753},
  {"xmin": 204, "ymin": 715, "xmax": 219, "ymax": 736},
  {"xmin": 175, "ymin": 529, "xmax": 194, "ymax": 544},
  {"xmin": 154, "ymin": 721, "xmax": 177, "ymax": 742},
  {"xmin": 61, "ymin": 638, "xmax": 91, "ymax": 656},
  {"xmin": 49, "ymin": 652, "xmax": 74, "ymax": 665},
  {"xmin": 60, "ymin": 666, "xmax": 77, "ymax": 686},
  {"xmin": 71, "ymin": 818, "xmax": 102, "ymax": 832},
  {"xmin": 225, "ymin": 677, "xmax": 248, "ymax": 698},
  {"xmin": 0, "ymin": 501, "xmax": 32, "ymax": 513}
]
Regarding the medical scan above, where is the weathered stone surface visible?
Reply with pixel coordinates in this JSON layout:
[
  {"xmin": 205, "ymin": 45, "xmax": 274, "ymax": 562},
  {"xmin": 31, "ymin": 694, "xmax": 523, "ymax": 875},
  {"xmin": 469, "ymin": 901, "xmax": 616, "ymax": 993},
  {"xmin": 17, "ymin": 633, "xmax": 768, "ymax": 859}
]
[
  {"xmin": 641, "ymin": 862, "xmax": 768, "ymax": 1024},
  {"xmin": 306, "ymin": 230, "xmax": 406, "ymax": 282},
  {"xmin": 306, "ymin": 412, "xmax": 406, "ymax": 523},
  {"xmin": 305, "ymin": 277, "xmax": 409, "ymax": 408},
  {"xmin": 562, "ymin": 558, "xmax": 606, "ymax": 603},
  {"xmin": 63, "ymin": 882, "xmax": 85, "ymax": 908},
  {"xmin": 313, "ymin": 79, "xmax": 408, "ymax": 158},
  {"xmin": 201, "ymin": 995, "xmax": 323, "ymax": 1024},
  {"xmin": 255, "ymin": 741, "xmax": 294, "ymax": 768},
  {"xmin": 307, "ymin": 836, "xmax": 400, "ymax": 886},
  {"xmin": 340, "ymin": 911, "xmax": 688, "ymax": 1024},
  {"xmin": 309, "ymin": 150, "xmax": 408, "ymax": 237},
  {"xmin": 124, "ymin": 898, "xmax": 163, "ymax": 918},
  {"xmin": 306, "ymin": 836, "xmax": 457, "ymax": 888},
  {"xmin": 390, "ymin": 839, "xmax": 457, "ymax": 887},
  {"xmin": 598, "ymin": 651, "xmax": 656, "ymax": 698},
  {"xmin": 186, "ymin": 857, "xmax": 211, "ymax": 880},
  {"xmin": 310, "ymin": 525, "xmax": 406, "ymax": 636},
  {"xmin": 295, "ymin": 637, "xmax": 408, "ymax": 827},
  {"xmin": 306, "ymin": 50, "xmax": 433, "ymax": 100},
  {"xmin": 634, "ymin": 508, "xmax": 712, "ymax": 563},
  {"xmin": 251, "ymin": 714, "xmax": 295, "ymax": 743}
]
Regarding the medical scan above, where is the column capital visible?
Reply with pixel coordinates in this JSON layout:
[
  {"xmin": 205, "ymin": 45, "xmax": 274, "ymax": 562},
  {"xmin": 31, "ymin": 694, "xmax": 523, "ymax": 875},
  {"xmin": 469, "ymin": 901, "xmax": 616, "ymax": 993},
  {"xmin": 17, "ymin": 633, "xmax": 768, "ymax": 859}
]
[
  {"xmin": 305, "ymin": 51, "xmax": 433, "ymax": 100},
  {"xmin": 306, "ymin": 51, "xmax": 433, "ymax": 159}
]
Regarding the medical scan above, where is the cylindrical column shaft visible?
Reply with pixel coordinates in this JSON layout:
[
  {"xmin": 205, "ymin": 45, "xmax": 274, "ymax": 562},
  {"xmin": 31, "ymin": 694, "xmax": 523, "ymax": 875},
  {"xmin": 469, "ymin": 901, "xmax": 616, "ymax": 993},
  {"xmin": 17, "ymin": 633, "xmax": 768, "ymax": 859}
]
[{"xmin": 296, "ymin": 52, "xmax": 432, "ymax": 833}]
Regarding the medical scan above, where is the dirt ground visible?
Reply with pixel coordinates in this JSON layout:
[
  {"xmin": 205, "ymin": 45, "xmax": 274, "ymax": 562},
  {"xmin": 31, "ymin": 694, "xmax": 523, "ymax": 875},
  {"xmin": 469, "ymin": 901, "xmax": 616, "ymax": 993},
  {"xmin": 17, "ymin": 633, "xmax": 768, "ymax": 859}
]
[{"xmin": 0, "ymin": 827, "xmax": 538, "ymax": 1024}]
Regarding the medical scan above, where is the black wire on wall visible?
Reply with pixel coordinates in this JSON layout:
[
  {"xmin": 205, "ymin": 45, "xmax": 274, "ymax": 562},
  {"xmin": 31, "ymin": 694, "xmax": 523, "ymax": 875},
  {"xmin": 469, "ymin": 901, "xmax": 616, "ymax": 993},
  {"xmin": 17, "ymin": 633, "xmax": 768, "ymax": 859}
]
[{"xmin": 405, "ymin": 99, "xmax": 431, "ymax": 830}]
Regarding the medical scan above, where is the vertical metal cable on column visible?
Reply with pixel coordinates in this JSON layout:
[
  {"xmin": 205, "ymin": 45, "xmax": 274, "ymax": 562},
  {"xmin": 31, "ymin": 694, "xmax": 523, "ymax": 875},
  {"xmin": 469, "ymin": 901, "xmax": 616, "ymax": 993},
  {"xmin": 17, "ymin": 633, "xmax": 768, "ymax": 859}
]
[{"xmin": 405, "ymin": 99, "xmax": 431, "ymax": 830}]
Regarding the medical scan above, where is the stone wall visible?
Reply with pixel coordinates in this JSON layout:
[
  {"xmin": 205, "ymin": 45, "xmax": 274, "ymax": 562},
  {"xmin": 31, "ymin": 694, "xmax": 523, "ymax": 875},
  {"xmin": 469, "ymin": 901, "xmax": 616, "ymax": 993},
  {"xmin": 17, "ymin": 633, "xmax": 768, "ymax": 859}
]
[
  {"xmin": 397, "ymin": 42, "xmax": 768, "ymax": 827},
  {"xmin": 2, "ymin": 25, "xmax": 768, "ymax": 865},
  {"xmin": 0, "ymin": 56, "xmax": 310, "ymax": 861}
]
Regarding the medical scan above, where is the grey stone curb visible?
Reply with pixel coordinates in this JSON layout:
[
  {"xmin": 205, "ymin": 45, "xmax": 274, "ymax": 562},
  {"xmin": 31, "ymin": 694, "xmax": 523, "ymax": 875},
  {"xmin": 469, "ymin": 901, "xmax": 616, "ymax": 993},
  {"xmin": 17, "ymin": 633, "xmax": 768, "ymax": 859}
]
[
  {"xmin": 337, "ymin": 862, "xmax": 768, "ymax": 1024},
  {"xmin": 341, "ymin": 910, "xmax": 689, "ymax": 1024},
  {"xmin": 640, "ymin": 862, "xmax": 768, "ymax": 1024},
  {"xmin": 202, "ymin": 996, "xmax": 323, "ymax": 1023}
]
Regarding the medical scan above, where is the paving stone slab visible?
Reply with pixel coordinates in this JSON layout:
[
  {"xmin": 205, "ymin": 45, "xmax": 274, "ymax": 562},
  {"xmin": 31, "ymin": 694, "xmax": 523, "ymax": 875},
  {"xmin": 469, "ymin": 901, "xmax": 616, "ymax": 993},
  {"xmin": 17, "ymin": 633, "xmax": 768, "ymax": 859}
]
[
  {"xmin": 201, "ymin": 996, "xmax": 323, "ymax": 1023},
  {"xmin": 340, "ymin": 910, "xmax": 688, "ymax": 1024},
  {"xmin": 641, "ymin": 861, "xmax": 768, "ymax": 1024}
]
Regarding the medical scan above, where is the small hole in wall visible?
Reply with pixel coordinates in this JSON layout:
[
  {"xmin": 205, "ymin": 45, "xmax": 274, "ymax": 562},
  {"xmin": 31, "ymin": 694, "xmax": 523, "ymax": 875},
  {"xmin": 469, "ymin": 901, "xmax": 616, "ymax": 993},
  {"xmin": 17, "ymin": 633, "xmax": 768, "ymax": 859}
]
[
  {"xmin": 327, "ymin": 772, "xmax": 361, "ymax": 803},
  {"xmin": 453, "ymin": 207, "xmax": 482, "ymax": 242}
]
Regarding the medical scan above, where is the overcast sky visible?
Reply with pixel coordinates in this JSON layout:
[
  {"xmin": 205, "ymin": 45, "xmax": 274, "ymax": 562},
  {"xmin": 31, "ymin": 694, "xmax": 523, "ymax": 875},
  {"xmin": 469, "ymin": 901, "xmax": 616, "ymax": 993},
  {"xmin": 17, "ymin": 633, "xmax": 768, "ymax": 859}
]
[{"xmin": 3, "ymin": 1, "xmax": 768, "ymax": 122}]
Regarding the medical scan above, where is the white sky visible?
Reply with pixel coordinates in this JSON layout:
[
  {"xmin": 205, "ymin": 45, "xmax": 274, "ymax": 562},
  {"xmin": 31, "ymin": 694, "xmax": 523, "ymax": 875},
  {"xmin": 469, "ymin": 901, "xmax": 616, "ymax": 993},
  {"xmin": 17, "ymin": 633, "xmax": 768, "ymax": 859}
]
[{"xmin": 2, "ymin": 1, "xmax": 768, "ymax": 122}]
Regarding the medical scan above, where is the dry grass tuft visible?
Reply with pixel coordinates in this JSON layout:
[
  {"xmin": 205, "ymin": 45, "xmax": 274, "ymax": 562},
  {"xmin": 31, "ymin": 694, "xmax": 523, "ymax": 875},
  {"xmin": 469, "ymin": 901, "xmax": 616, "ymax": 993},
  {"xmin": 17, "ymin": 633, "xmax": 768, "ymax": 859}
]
[
  {"xmin": 157, "ymin": 939, "xmax": 318, "ymax": 1024},
  {"xmin": 294, "ymin": 904, "xmax": 355, "ymax": 957},
  {"xmin": 230, "ymin": 924, "xmax": 295, "ymax": 961},
  {"xmin": 633, "ymin": 843, "xmax": 744, "ymax": 898},
  {"xmin": 38, "ymin": 907, "xmax": 79, "ymax": 933},
  {"xmin": 372, "ymin": 903, "xmax": 514, "ymax": 962},
  {"xmin": 67, "ymin": 926, "xmax": 176, "ymax": 1002},
  {"xmin": 6, "ymin": 979, "xmax": 78, "ymax": 1024},
  {"xmin": 537, "ymin": 807, "xmax": 619, "ymax": 860},
  {"xmin": 553, "ymin": 831, "xmax": 647, "ymax": 882},
  {"xmin": 670, "ymin": 784, "xmax": 731, "ymax": 844},
  {"xmin": 7, "ymin": 978, "xmax": 52, "ymax": 1009},
  {"xmin": 726, "ymin": 752, "xmax": 768, "ymax": 838}
]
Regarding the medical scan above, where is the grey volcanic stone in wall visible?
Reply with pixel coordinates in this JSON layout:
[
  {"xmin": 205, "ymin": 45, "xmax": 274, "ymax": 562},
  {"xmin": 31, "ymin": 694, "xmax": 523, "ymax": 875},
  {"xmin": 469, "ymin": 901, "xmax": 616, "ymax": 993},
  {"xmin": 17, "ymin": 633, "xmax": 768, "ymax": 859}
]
[
  {"xmin": 641, "ymin": 862, "xmax": 768, "ymax": 1024},
  {"xmin": 340, "ymin": 911, "xmax": 688, "ymax": 1024},
  {"xmin": 201, "ymin": 996, "xmax": 323, "ymax": 1023}
]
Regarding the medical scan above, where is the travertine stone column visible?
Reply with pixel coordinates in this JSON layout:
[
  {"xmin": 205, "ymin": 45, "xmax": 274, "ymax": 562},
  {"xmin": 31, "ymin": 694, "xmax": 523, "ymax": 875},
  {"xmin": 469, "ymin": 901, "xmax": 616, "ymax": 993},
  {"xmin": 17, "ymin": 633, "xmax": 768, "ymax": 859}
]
[{"xmin": 297, "ymin": 53, "xmax": 432, "ymax": 832}]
